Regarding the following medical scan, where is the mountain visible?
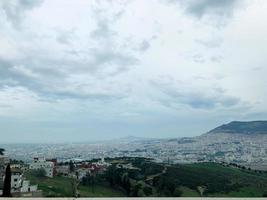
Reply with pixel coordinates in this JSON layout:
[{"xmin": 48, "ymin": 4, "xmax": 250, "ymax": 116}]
[{"xmin": 208, "ymin": 121, "xmax": 267, "ymax": 134}]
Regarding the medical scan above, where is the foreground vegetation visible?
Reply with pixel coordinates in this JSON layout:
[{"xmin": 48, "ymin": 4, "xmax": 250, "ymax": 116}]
[
  {"xmin": 26, "ymin": 157, "xmax": 267, "ymax": 197},
  {"xmin": 102, "ymin": 157, "xmax": 267, "ymax": 197}
]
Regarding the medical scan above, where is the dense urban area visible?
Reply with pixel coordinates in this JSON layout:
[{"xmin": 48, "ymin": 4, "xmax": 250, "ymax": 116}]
[{"xmin": 1, "ymin": 121, "xmax": 267, "ymax": 197}]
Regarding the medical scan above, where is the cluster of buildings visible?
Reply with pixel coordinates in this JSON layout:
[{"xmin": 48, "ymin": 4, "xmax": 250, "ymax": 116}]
[
  {"xmin": 27, "ymin": 156, "xmax": 110, "ymax": 181},
  {"xmin": 29, "ymin": 157, "xmax": 57, "ymax": 178},
  {"xmin": 3, "ymin": 133, "xmax": 267, "ymax": 171},
  {"xmin": 57, "ymin": 157, "xmax": 111, "ymax": 181},
  {"xmin": 0, "ymin": 155, "xmax": 41, "ymax": 197},
  {"xmin": 1, "ymin": 154, "xmax": 113, "ymax": 197}
]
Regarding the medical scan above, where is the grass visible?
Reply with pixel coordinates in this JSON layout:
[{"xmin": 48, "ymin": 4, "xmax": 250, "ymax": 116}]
[
  {"xmin": 164, "ymin": 162, "xmax": 267, "ymax": 197},
  {"xmin": 179, "ymin": 186, "xmax": 200, "ymax": 197},
  {"xmin": 25, "ymin": 171, "xmax": 74, "ymax": 197},
  {"xmin": 25, "ymin": 162, "xmax": 267, "ymax": 197},
  {"xmin": 209, "ymin": 187, "xmax": 264, "ymax": 197},
  {"xmin": 25, "ymin": 170, "xmax": 126, "ymax": 197},
  {"xmin": 78, "ymin": 184, "xmax": 125, "ymax": 197}
]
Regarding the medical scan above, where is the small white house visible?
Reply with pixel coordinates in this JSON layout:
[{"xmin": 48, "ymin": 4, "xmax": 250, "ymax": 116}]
[{"xmin": 20, "ymin": 180, "xmax": 38, "ymax": 193}]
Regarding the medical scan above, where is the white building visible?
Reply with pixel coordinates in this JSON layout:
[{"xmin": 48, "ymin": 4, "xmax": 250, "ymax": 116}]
[
  {"xmin": 56, "ymin": 165, "xmax": 70, "ymax": 176},
  {"xmin": 29, "ymin": 158, "xmax": 55, "ymax": 178},
  {"xmin": 11, "ymin": 168, "xmax": 23, "ymax": 193},
  {"xmin": 20, "ymin": 180, "xmax": 38, "ymax": 193}
]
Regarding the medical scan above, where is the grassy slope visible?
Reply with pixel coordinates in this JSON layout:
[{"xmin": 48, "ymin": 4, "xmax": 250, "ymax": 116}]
[
  {"xmin": 25, "ymin": 171, "xmax": 125, "ymax": 197},
  {"xmin": 25, "ymin": 172, "xmax": 73, "ymax": 197},
  {"xmin": 25, "ymin": 162, "xmax": 267, "ymax": 197},
  {"xmin": 166, "ymin": 162, "xmax": 267, "ymax": 197},
  {"xmin": 78, "ymin": 184, "xmax": 125, "ymax": 197}
]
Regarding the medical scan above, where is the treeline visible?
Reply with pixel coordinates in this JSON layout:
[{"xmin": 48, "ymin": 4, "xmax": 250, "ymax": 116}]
[
  {"xmin": 221, "ymin": 162, "xmax": 267, "ymax": 174},
  {"xmin": 162, "ymin": 164, "xmax": 241, "ymax": 194},
  {"xmin": 104, "ymin": 164, "xmax": 163, "ymax": 197}
]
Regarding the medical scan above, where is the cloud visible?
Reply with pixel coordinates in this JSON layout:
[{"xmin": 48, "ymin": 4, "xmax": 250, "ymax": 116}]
[
  {"xmin": 165, "ymin": 0, "xmax": 241, "ymax": 26},
  {"xmin": 0, "ymin": 57, "xmax": 132, "ymax": 101},
  {"xmin": 195, "ymin": 38, "xmax": 223, "ymax": 48},
  {"xmin": 182, "ymin": 0, "xmax": 238, "ymax": 18},
  {"xmin": 0, "ymin": 0, "xmax": 43, "ymax": 27},
  {"xmin": 0, "ymin": 0, "xmax": 266, "ymax": 141},
  {"xmin": 150, "ymin": 77, "xmax": 240, "ymax": 109},
  {"xmin": 0, "ymin": 0, "xmax": 140, "ymax": 102},
  {"xmin": 139, "ymin": 40, "xmax": 151, "ymax": 51}
]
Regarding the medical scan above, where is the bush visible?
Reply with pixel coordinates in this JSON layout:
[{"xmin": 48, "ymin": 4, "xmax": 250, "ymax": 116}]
[
  {"xmin": 173, "ymin": 187, "xmax": 183, "ymax": 197},
  {"xmin": 143, "ymin": 186, "xmax": 153, "ymax": 196},
  {"xmin": 32, "ymin": 168, "xmax": 46, "ymax": 178}
]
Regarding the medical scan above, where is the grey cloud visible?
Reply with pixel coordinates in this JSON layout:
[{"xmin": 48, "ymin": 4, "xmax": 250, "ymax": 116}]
[
  {"xmin": 183, "ymin": 0, "xmax": 238, "ymax": 18},
  {"xmin": 193, "ymin": 54, "xmax": 205, "ymax": 63},
  {"xmin": 195, "ymin": 38, "xmax": 223, "ymax": 48},
  {"xmin": 139, "ymin": 40, "xmax": 151, "ymax": 52},
  {"xmin": 56, "ymin": 29, "xmax": 75, "ymax": 45},
  {"xmin": 0, "ymin": 51, "xmax": 134, "ymax": 101},
  {"xmin": 90, "ymin": 2, "xmax": 125, "ymax": 40},
  {"xmin": 0, "ymin": 0, "xmax": 140, "ymax": 103},
  {"xmin": 0, "ymin": 0, "xmax": 43, "ymax": 27},
  {"xmin": 0, "ymin": 104, "xmax": 12, "ymax": 108},
  {"xmin": 90, "ymin": 18, "xmax": 117, "ymax": 39},
  {"xmin": 165, "ymin": 0, "xmax": 240, "ymax": 25},
  {"xmin": 210, "ymin": 55, "xmax": 223, "ymax": 63},
  {"xmin": 150, "ymin": 78, "xmax": 240, "ymax": 109},
  {"xmin": 91, "ymin": 49, "xmax": 138, "ymax": 68}
]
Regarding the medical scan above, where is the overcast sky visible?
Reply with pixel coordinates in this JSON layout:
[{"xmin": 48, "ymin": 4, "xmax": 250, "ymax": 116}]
[{"xmin": 0, "ymin": 0, "xmax": 267, "ymax": 143}]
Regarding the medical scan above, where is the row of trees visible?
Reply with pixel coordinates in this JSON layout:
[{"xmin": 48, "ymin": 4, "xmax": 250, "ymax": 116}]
[{"xmin": 103, "ymin": 164, "xmax": 180, "ymax": 197}]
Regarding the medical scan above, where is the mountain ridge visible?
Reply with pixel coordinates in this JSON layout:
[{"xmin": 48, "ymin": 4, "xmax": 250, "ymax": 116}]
[{"xmin": 207, "ymin": 120, "xmax": 267, "ymax": 135}]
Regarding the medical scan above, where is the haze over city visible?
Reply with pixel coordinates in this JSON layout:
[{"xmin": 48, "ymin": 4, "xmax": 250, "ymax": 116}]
[{"xmin": 1, "ymin": 0, "xmax": 267, "ymax": 143}]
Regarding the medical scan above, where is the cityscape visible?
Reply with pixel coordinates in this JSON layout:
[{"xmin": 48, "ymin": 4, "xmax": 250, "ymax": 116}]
[
  {"xmin": 1, "ymin": 121, "xmax": 267, "ymax": 197},
  {"xmin": 3, "ymin": 122, "xmax": 267, "ymax": 170},
  {"xmin": 1, "ymin": 0, "xmax": 267, "ymax": 198}
]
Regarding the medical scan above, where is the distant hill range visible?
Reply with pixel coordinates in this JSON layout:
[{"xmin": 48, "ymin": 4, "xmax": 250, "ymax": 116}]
[{"xmin": 208, "ymin": 121, "xmax": 267, "ymax": 134}]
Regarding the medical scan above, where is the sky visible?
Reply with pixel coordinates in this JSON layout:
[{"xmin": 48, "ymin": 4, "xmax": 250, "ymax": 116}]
[{"xmin": 0, "ymin": 0, "xmax": 267, "ymax": 143}]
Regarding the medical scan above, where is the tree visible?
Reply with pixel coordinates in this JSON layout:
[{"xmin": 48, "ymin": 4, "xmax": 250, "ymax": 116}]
[
  {"xmin": 105, "ymin": 165, "xmax": 116, "ymax": 186},
  {"xmin": 69, "ymin": 160, "xmax": 75, "ymax": 172},
  {"xmin": 2, "ymin": 164, "xmax": 11, "ymax": 197},
  {"xmin": 32, "ymin": 168, "xmax": 46, "ymax": 178},
  {"xmin": 130, "ymin": 183, "xmax": 142, "ymax": 197},
  {"xmin": 173, "ymin": 187, "xmax": 183, "ymax": 197},
  {"xmin": 143, "ymin": 186, "xmax": 153, "ymax": 196},
  {"xmin": 0, "ymin": 148, "xmax": 5, "ymax": 155},
  {"xmin": 122, "ymin": 173, "xmax": 131, "ymax": 196}
]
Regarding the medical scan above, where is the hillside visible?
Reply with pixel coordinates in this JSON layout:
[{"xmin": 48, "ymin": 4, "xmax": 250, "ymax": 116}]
[
  {"xmin": 127, "ymin": 158, "xmax": 267, "ymax": 197},
  {"xmin": 25, "ymin": 157, "xmax": 267, "ymax": 197},
  {"xmin": 207, "ymin": 121, "xmax": 267, "ymax": 134},
  {"xmin": 105, "ymin": 158, "xmax": 267, "ymax": 197},
  {"xmin": 164, "ymin": 162, "xmax": 267, "ymax": 197}
]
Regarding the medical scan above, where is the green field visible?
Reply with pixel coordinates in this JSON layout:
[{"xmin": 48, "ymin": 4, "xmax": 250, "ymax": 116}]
[
  {"xmin": 180, "ymin": 186, "xmax": 200, "ymax": 197},
  {"xmin": 25, "ymin": 161, "xmax": 267, "ymax": 197},
  {"xmin": 25, "ymin": 172, "xmax": 74, "ymax": 197},
  {"xmin": 164, "ymin": 162, "xmax": 267, "ymax": 197},
  {"xmin": 25, "ymin": 171, "xmax": 125, "ymax": 197},
  {"xmin": 78, "ymin": 184, "xmax": 125, "ymax": 197}
]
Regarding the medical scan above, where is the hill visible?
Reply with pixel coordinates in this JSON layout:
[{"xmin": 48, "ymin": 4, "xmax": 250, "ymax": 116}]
[
  {"xmin": 207, "ymin": 121, "xmax": 267, "ymax": 134},
  {"xmin": 164, "ymin": 162, "xmax": 267, "ymax": 197},
  {"xmin": 25, "ymin": 157, "xmax": 267, "ymax": 197},
  {"xmin": 106, "ymin": 158, "xmax": 267, "ymax": 197}
]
